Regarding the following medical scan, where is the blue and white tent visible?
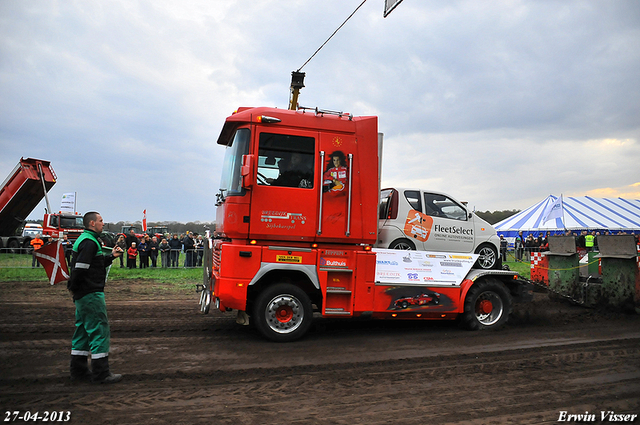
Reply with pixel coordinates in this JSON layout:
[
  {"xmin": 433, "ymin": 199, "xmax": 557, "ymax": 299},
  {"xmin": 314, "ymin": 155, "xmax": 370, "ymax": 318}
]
[{"xmin": 494, "ymin": 195, "xmax": 640, "ymax": 239}]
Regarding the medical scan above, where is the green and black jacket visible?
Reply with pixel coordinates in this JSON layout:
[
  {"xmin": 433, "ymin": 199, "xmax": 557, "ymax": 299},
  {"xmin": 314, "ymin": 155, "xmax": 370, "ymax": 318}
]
[{"xmin": 68, "ymin": 229, "xmax": 114, "ymax": 301}]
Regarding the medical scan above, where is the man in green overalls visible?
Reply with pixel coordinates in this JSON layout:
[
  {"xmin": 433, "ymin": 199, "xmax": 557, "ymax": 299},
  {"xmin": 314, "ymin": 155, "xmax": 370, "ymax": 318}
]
[{"xmin": 67, "ymin": 211, "xmax": 124, "ymax": 384}]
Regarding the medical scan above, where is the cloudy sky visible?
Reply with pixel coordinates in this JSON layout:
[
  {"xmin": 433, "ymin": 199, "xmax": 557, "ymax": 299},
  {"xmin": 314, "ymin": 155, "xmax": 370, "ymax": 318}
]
[{"xmin": 1, "ymin": 0, "xmax": 639, "ymax": 224}]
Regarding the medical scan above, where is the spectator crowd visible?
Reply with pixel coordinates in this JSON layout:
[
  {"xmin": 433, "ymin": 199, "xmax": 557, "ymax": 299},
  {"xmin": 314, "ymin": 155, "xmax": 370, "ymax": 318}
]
[
  {"xmin": 506, "ymin": 230, "xmax": 640, "ymax": 262},
  {"xmin": 114, "ymin": 229, "xmax": 205, "ymax": 269}
]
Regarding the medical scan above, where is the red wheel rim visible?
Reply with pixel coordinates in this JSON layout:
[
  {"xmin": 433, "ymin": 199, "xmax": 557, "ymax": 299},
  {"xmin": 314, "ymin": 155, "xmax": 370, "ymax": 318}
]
[
  {"xmin": 478, "ymin": 299, "xmax": 493, "ymax": 315},
  {"xmin": 275, "ymin": 305, "xmax": 294, "ymax": 323}
]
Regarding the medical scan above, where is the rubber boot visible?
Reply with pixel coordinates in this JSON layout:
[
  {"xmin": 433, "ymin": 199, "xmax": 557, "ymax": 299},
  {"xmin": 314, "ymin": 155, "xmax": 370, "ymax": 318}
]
[
  {"xmin": 91, "ymin": 356, "xmax": 123, "ymax": 384},
  {"xmin": 70, "ymin": 354, "xmax": 92, "ymax": 383}
]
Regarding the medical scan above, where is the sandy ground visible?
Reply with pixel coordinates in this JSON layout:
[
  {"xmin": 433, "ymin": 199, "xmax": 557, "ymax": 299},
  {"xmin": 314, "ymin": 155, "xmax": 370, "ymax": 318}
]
[{"xmin": 1, "ymin": 279, "xmax": 639, "ymax": 424}]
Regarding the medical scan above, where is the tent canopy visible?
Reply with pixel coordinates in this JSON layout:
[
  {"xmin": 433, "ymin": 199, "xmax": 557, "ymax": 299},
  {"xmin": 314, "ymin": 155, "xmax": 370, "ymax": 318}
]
[{"xmin": 494, "ymin": 195, "xmax": 640, "ymax": 239}]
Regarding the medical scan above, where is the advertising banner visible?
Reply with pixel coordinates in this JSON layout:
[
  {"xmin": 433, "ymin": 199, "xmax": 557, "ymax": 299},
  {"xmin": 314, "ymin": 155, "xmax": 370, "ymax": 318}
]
[
  {"xmin": 60, "ymin": 192, "xmax": 76, "ymax": 214},
  {"xmin": 373, "ymin": 248, "xmax": 478, "ymax": 286}
]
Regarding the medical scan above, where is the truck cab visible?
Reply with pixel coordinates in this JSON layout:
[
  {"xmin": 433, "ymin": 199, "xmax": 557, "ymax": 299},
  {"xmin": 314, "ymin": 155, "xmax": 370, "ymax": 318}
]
[
  {"xmin": 215, "ymin": 106, "xmax": 380, "ymax": 244},
  {"xmin": 43, "ymin": 213, "xmax": 84, "ymax": 241}
]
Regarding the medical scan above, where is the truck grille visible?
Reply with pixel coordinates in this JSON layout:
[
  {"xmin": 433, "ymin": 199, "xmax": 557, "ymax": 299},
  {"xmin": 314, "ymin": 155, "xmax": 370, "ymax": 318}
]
[{"xmin": 212, "ymin": 240, "xmax": 222, "ymax": 272}]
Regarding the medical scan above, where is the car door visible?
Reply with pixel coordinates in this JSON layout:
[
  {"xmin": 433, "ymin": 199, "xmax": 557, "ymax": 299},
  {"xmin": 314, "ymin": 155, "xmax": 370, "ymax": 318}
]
[{"xmin": 421, "ymin": 192, "xmax": 475, "ymax": 253}]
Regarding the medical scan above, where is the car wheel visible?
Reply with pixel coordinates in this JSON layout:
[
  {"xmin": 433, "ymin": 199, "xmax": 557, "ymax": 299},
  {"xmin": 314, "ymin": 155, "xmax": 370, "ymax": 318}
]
[
  {"xmin": 253, "ymin": 283, "xmax": 313, "ymax": 342},
  {"xmin": 475, "ymin": 244, "xmax": 498, "ymax": 269},
  {"xmin": 389, "ymin": 239, "xmax": 416, "ymax": 250},
  {"xmin": 460, "ymin": 278, "xmax": 512, "ymax": 330}
]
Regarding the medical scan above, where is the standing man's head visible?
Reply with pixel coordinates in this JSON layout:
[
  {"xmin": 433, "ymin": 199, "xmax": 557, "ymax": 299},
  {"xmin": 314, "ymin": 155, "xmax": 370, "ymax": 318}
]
[{"xmin": 83, "ymin": 212, "xmax": 104, "ymax": 233}]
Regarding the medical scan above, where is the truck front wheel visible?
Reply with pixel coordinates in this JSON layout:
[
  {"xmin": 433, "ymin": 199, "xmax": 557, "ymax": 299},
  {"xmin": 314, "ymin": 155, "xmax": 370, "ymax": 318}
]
[
  {"xmin": 253, "ymin": 283, "xmax": 313, "ymax": 342},
  {"xmin": 460, "ymin": 278, "xmax": 512, "ymax": 330}
]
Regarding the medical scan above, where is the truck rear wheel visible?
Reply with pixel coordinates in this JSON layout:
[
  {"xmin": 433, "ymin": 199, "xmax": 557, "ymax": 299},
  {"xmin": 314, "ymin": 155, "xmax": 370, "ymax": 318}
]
[
  {"xmin": 460, "ymin": 278, "xmax": 512, "ymax": 330},
  {"xmin": 253, "ymin": 283, "xmax": 313, "ymax": 342}
]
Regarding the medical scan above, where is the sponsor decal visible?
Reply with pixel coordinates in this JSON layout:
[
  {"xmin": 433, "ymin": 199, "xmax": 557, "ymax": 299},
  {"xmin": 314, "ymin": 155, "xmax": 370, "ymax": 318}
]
[
  {"xmin": 379, "ymin": 271, "xmax": 402, "ymax": 279},
  {"xmin": 403, "ymin": 210, "xmax": 433, "ymax": 242},
  {"xmin": 261, "ymin": 211, "xmax": 307, "ymax": 224},
  {"xmin": 440, "ymin": 261, "xmax": 463, "ymax": 268},
  {"xmin": 433, "ymin": 224, "xmax": 473, "ymax": 235},
  {"xmin": 377, "ymin": 260, "xmax": 399, "ymax": 266},
  {"xmin": 406, "ymin": 273, "xmax": 420, "ymax": 281},
  {"xmin": 426, "ymin": 254, "xmax": 447, "ymax": 259},
  {"xmin": 276, "ymin": 255, "xmax": 302, "ymax": 263},
  {"xmin": 324, "ymin": 250, "xmax": 347, "ymax": 256},
  {"xmin": 320, "ymin": 257, "xmax": 348, "ymax": 267},
  {"xmin": 441, "ymin": 269, "xmax": 455, "ymax": 276},
  {"xmin": 449, "ymin": 255, "xmax": 473, "ymax": 260}
]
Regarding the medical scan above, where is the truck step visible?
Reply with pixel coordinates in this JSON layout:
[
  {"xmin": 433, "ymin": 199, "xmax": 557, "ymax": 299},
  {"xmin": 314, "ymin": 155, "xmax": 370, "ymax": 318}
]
[
  {"xmin": 323, "ymin": 308, "xmax": 352, "ymax": 315},
  {"xmin": 326, "ymin": 287, "xmax": 352, "ymax": 294}
]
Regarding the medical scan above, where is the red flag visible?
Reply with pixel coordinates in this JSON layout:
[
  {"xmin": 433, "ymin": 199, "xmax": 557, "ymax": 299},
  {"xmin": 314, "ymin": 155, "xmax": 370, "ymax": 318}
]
[
  {"xmin": 34, "ymin": 240, "xmax": 70, "ymax": 285},
  {"xmin": 143, "ymin": 209, "xmax": 147, "ymax": 232}
]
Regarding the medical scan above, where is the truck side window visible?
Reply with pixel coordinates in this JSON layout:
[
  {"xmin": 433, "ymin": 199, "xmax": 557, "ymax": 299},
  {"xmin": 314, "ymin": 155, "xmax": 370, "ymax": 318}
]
[
  {"xmin": 424, "ymin": 193, "xmax": 467, "ymax": 221},
  {"xmin": 258, "ymin": 133, "xmax": 314, "ymax": 189},
  {"xmin": 404, "ymin": 190, "xmax": 422, "ymax": 212}
]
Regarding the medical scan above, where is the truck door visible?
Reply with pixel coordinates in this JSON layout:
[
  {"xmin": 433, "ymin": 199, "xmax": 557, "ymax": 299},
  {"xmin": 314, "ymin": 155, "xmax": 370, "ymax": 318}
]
[
  {"xmin": 422, "ymin": 192, "xmax": 475, "ymax": 253},
  {"xmin": 250, "ymin": 130, "xmax": 318, "ymax": 241},
  {"xmin": 316, "ymin": 132, "xmax": 358, "ymax": 242}
]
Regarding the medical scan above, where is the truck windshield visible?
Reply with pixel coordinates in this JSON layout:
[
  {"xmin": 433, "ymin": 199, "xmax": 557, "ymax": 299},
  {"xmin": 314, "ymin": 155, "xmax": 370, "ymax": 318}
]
[
  {"xmin": 219, "ymin": 128, "xmax": 250, "ymax": 195},
  {"xmin": 60, "ymin": 216, "xmax": 84, "ymax": 229}
]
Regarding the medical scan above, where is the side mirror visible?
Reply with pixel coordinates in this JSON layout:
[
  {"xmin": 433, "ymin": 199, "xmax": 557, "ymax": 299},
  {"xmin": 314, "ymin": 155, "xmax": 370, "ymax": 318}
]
[{"xmin": 241, "ymin": 154, "xmax": 255, "ymax": 188}]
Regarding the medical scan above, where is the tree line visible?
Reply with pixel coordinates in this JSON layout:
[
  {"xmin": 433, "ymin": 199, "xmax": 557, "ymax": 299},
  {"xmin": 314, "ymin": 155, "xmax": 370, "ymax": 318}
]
[
  {"xmin": 104, "ymin": 221, "xmax": 216, "ymax": 236},
  {"xmin": 474, "ymin": 210, "xmax": 520, "ymax": 225}
]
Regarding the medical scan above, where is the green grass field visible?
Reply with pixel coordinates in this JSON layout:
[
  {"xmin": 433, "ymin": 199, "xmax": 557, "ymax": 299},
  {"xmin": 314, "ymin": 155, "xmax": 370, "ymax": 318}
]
[
  {"xmin": 1, "ymin": 251, "xmax": 532, "ymax": 283},
  {"xmin": 503, "ymin": 260, "xmax": 531, "ymax": 279},
  {"xmin": 0, "ymin": 253, "xmax": 202, "ymax": 284}
]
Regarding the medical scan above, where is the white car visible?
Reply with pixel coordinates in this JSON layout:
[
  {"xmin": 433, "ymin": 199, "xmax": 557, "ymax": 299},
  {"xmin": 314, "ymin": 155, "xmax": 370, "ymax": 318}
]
[{"xmin": 376, "ymin": 188, "xmax": 501, "ymax": 269}]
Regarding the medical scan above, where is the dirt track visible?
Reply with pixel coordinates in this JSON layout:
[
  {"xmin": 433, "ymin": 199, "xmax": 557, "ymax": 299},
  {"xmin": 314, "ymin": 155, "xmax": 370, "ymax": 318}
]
[{"xmin": 1, "ymin": 279, "xmax": 639, "ymax": 424}]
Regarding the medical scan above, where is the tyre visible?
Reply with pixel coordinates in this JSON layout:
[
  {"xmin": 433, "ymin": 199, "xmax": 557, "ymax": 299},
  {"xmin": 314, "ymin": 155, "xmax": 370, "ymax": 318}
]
[
  {"xmin": 200, "ymin": 238, "xmax": 213, "ymax": 314},
  {"xmin": 8, "ymin": 239, "xmax": 20, "ymax": 254},
  {"xmin": 460, "ymin": 278, "xmax": 512, "ymax": 330},
  {"xmin": 253, "ymin": 283, "xmax": 313, "ymax": 342},
  {"xmin": 474, "ymin": 244, "xmax": 498, "ymax": 270},
  {"xmin": 389, "ymin": 238, "xmax": 416, "ymax": 250}
]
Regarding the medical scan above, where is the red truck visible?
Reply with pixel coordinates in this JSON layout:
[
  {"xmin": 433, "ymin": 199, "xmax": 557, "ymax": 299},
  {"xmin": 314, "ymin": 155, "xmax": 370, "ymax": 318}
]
[
  {"xmin": 0, "ymin": 158, "xmax": 83, "ymax": 252},
  {"xmin": 199, "ymin": 107, "xmax": 531, "ymax": 341}
]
